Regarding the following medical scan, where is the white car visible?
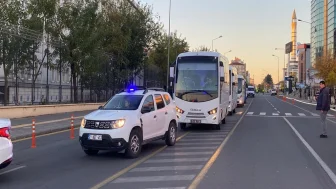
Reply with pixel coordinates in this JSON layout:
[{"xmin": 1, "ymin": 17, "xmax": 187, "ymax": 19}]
[
  {"xmin": 79, "ymin": 87, "xmax": 177, "ymax": 158},
  {"xmin": 271, "ymin": 89, "xmax": 277, "ymax": 96},
  {"xmin": 0, "ymin": 118, "xmax": 13, "ymax": 169}
]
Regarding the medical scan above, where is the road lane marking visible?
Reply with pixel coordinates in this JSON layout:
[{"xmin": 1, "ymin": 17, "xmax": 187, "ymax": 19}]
[
  {"xmin": 112, "ymin": 175, "xmax": 195, "ymax": 183},
  {"xmin": 175, "ymin": 142, "xmax": 220, "ymax": 146},
  {"xmin": 130, "ymin": 165, "xmax": 203, "ymax": 172},
  {"xmin": 285, "ymin": 113, "xmax": 292, "ymax": 116},
  {"xmin": 12, "ymin": 127, "xmax": 80, "ymax": 143},
  {"xmin": 146, "ymin": 188, "xmax": 186, "ymax": 189},
  {"xmin": 312, "ymin": 113, "xmax": 319, "ymax": 116},
  {"xmin": 12, "ymin": 116, "xmax": 84, "ymax": 129},
  {"xmin": 298, "ymin": 113, "xmax": 306, "ymax": 116},
  {"xmin": 145, "ymin": 158, "xmax": 208, "ymax": 163},
  {"xmin": 156, "ymin": 151, "xmax": 213, "ymax": 156},
  {"xmin": 0, "ymin": 165, "xmax": 26, "ymax": 176},
  {"xmin": 188, "ymin": 99, "xmax": 254, "ymax": 189},
  {"xmin": 272, "ymin": 113, "xmax": 279, "ymax": 116},
  {"xmin": 278, "ymin": 98, "xmax": 336, "ymax": 124},
  {"xmin": 283, "ymin": 117, "xmax": 336, "ymax": 185},
  {"xmin": 260, "ymin": 112, "xmax": 266, "ymax": 115},
  {"xmin": 247, "ymin": 112, "xmax": 253, "ymax": 115},
  {"xmin": 90, "ymin": 132, "xmax": 190, "ymax": 189}
]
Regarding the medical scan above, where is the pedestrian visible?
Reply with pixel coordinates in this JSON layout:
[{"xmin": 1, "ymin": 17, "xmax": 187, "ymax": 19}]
[{"xmin": 316, "ymin": 80, "xmax": 331, "ymax": 138}]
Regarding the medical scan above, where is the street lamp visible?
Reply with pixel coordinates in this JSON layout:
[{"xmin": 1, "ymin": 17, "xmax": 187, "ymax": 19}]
[
  {"xmin": 212, "ymin": 35, "xmax": 222, "ymax": 51},
  {"xmin": 298, "ymin": 19, "xmax": 311, "ymax": 24},
  {"xmin": 224, "ymin": 50, "xmax": 232, "ymax": 55},
  {"xmin": 166, "ymin": 0, "xmax": 172, "ymax": 92},
  {"xmin": 272, "ymin": 54, "xmax": 280, "ymax": 84}
]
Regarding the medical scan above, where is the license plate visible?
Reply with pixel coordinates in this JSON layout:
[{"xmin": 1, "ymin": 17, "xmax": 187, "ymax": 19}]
[
  {"xmin": 88, "ymin": 134, "xmax": 102, "ymax": 141},
  {"xmin": 190, "ymin": 119, "xmax": 201, "ymax": 123}
]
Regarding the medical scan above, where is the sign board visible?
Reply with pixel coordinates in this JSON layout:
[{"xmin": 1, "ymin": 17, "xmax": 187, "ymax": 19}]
[
  {"xmin": 285, "ymin": 76, "xmax": 294, "ymax": 81},
  {"xmin": 285, "ymin": 42, "xmax": 292, "ymax": 54}
]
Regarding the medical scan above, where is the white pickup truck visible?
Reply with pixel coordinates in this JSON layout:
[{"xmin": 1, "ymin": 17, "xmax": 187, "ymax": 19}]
[{"xmin": 247, "ymin": 86, "xmax": 255, "ymax": 98}]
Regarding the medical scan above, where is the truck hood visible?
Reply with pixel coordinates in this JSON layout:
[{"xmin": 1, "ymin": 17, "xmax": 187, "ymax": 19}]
[{"xmin": 84, "ymin": 110, "xmax": 135, "ymax": 121}]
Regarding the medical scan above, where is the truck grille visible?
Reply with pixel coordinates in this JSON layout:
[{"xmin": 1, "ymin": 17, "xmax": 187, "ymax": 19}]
[{"xmin": 85, "ymin": 120, "xmax": 112, "ymax": 129}]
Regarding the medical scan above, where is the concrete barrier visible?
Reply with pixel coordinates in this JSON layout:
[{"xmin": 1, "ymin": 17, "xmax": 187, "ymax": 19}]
[{"xmin": 0, "ymin": 103, "xmax": 103, "ymax": 119}]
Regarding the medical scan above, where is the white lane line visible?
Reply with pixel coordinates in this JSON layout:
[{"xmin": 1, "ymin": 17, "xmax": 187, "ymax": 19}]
[
  {"xmin": 298, "ymin": 113, "xmax": 306, "ymax": 116},
  {"xmin": 272, "ymin": 113, "xmax": 279, "ymax": 116},
  {"xmin": 165, "ymin": 147, "xmax": 216, "ymax": 150},
  {"xmin": 175, "ymin": 142, "xmax": 220, "ymax": 146},
  {"xmin": 277, "ymin": 111, "xmax": 281, "ymax": 113},
  {"xmin": 283, "ymin": 117, "xmax": 336, "ymax": 185},
  {"xmin": 260, "ymin": 112, "xmax": 266, "ymax": 115},
  {"xmin": 156, "ymin": 151, "xmax": 213, "ymax": 156},
  {"xmin": 285, "ymin": 113, "xmax": 292, "ymax": 116},
  {"xmin": 145, "ymin": 158, "xmax": 208, "ymax": 163},
  {"xmin": 247, "ymin": 112, "xmax": 254, "ymax": 115},
  {"xmin": 130, "ymin": 165, "xmax": 203, "ymax": 172},
  {"xmin": 312, "ymin": 113, "xmax": 319, "ymax": 116},
  {"xmin": 0, "ymin": 165, "xmax": 26, "ymax": 176},
  {"xmin": 146, "ymin": 187, "xmax": 186, "ymax": 189},
  {"xmin": 328, "ymin": 114, "xmax": 334, "ymax": 117},
  {"xmin": 178, "ymin": 139, "xmax": 222, "ymax": 141},
  {"xmin": 112, "ymin": 175, "xmax": 195, "ymax": 183}
]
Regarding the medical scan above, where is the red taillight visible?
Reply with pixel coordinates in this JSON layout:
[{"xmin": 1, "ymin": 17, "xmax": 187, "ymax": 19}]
[{"xmin": 0, "ymin": 127, "xmax": 10, "ymax": 139}]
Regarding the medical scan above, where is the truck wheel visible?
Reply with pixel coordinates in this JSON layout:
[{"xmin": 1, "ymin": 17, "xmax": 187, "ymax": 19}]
[
  {"xmin": 165, "ymin": 122, "xmax": 177, "ymax": 146},
  {"xmin": 125, "ymin": 129, "xmax": 142, "ymax": 159}
]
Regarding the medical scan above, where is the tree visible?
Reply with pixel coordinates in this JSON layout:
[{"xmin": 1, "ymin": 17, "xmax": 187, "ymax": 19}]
[
  {"xmin": 147, "ymin": 31, "xmax": 189, "ymax": 87},
  {"xmin": 263, "ymin": 74, "xmax": 273, "ymax": 86},
  {"xmin": 192, "ymin": 46, "xmax": 211, "ymax": 52},
  {"xmin": 315, "ymin": 50, "xmax": 336, "ymax": 86}
]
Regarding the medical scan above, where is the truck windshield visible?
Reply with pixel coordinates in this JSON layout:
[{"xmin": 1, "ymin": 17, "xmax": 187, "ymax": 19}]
[
  {"xmin": 102, "ymin": 95, "xmax": 144, "ymax": 110},
  {"xmin": 238, "ymin": 78, "xmax": 243, "ymax": 94},
  {"xmin": 175, "ymin": 56, "xmax": 218, "ymax": 102}
]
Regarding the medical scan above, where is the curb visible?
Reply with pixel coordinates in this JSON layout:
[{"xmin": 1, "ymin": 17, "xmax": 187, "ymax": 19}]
[
  {"xmin": 279, "ymin": 95, "xmax": 336, "ymax": 112},
  {"xmin": 12, "ymin": 125, "xmax": 80, "ymax": 141}
]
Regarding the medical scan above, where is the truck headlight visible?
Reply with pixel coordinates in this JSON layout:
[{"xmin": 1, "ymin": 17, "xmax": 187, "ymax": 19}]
[
  {"xmin": 111, "ymin": 119, "xmax": 125, "ymax": 129},
  {"xmin": 176, "ymin": 106, "xmax": 185, "ymax": 114},
  {"xmin": 208, "ymin": 108, "xmax": 217, "ymax": 115},
  {"xmin": 81, "ymin": 119, "xmax": 86, "ymax": 128}
]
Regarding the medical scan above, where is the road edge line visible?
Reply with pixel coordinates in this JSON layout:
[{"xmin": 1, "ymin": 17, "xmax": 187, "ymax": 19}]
[
  {"xmin": 188, "ymin": 99, "xmax": 254, "ymax": 189},
  {"xmin": 283, "ymin": 117, "xmax": 336, "ymax": 185},
  {"xmin": 90, "ymin": 131, "xmax": 190, "ymax": 189}
]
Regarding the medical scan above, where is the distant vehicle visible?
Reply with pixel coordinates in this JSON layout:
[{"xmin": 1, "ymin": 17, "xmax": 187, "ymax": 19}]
[
  {"xmin": 271, "ymin": 89, "xmax": 277, "ymax": 96},
  {"xmin": 228, "ymin": 66, "xmax": 238, "ymax": 115},
  {"xmin": 247, "ymin": 85, "xmax": 255, "ymax": 97},
  {"xmin": 237, "ymin": 75, "xmax": 246, "ymax": 107},
  {"xmin": 79, "ymin": 87, "xmax": 177, "ymax": 158},
  {"xmin": 0, "ymin": 118, "xmax": 12, "ymax": 169},
  {"xmin": 169, "ymin": 51, "xmax": 230, "ymax": 130}
]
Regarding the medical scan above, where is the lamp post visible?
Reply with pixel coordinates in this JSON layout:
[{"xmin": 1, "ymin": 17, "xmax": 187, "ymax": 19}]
[
  {"xmin": 224, "ymin": 50, "xmax": 232, "ymax": 55},
  {"xmin": 166, "ymin": 0, "xmax": 172, "ymax": 92},
  {"xmin": 212, "ymin": 35, "xmax": 222, "ymax": 51},
  {"xmin": 272, "ymin": 54, "xmax": 280, "ymax": 85}
]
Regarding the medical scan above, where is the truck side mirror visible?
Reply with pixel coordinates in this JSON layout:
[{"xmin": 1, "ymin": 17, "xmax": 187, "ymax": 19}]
[{"xmin": 169, "ymin": 67, "xmax": 174, "ymax": 78}]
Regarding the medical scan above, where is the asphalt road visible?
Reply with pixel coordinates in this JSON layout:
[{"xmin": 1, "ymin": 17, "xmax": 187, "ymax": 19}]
[
  {"xmin": 5, "ymin": 94, "xmax": 336, "ymax": 189},
  {"xmin": 0, "ymin": 104, "xmax": 244, "ymax": 189},
  {"xmin": 198, "ymin": 94, "xmax": 336, "ymax": 189}
]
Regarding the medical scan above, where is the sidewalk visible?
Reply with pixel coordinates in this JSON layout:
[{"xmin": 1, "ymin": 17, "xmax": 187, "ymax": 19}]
[
  {"xmin": 9, "ymin": 110, "xmax": 93, "ymax": 140},
  {"xmin": 279, "ymin": 94, "xmax": 336, "ymax": 112}
]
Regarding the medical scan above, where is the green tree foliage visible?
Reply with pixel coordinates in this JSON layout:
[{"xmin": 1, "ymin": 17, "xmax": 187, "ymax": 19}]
[
  {"xmin": 147, "ymin": 31, "xmax": 189, "ymax": 87},
  {"xmin": 0, "ymin": 0, "xmax": 189, "ymax": 104},
  {"xmin": 192, "ymin": 46, "xmax": 211, "ymax": 52},
  {"xmin": 315, "ymin": 51, "xmax": 336, "ymax": 86},
  {"xmin": 263, "ymin": 74, "xmax": 273, "ymax": 86}
]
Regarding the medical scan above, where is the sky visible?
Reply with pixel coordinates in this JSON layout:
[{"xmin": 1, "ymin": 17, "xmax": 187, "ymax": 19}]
[{"xmin": 139, "ymin": 0, "xmax": 311, "ymax": 85}]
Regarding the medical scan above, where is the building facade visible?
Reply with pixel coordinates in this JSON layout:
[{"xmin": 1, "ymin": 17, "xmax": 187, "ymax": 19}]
[
  {"xmin": 229, "ymin": 57, "xmax": 246, "ymax": 77},
  {"xmin": 297, "ymin": 43, "xmax": 311, "ymax": 85},
  {"xmin": 311, "ymin": 0, "xmax": 336, "ymax": 64}
]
